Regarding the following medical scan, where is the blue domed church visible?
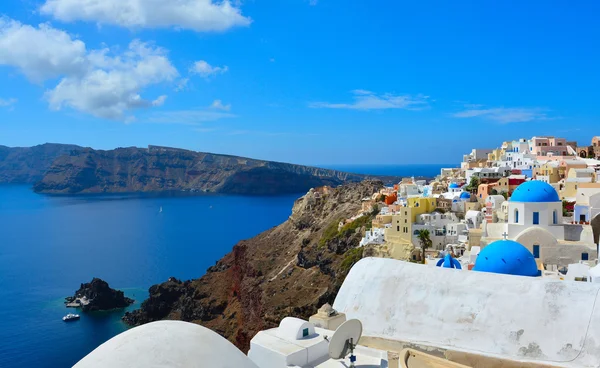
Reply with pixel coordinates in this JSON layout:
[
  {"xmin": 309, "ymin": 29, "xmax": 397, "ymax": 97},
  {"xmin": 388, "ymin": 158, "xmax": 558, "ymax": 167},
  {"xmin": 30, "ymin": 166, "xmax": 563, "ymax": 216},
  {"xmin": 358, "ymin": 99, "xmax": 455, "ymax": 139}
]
[{"xmin": 481, "ymin": 180, "xmax": 597, "ymax": 268}]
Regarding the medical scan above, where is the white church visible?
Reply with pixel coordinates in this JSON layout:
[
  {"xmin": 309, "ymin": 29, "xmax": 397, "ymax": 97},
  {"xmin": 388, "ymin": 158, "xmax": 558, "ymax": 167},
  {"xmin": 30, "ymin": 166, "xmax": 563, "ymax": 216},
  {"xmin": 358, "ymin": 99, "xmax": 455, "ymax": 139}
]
[{"xmin": 482, "ymin": 180, "xmax": 598, "ymax": 267}]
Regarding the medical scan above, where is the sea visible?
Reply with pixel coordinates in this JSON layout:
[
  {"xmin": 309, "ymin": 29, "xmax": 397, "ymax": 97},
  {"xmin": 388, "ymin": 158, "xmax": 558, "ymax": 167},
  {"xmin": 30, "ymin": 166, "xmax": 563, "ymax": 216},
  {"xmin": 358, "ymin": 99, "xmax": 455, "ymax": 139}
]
[{"xmin": 0, "ymin": 164, "xmax": 448, "ymax": 367}]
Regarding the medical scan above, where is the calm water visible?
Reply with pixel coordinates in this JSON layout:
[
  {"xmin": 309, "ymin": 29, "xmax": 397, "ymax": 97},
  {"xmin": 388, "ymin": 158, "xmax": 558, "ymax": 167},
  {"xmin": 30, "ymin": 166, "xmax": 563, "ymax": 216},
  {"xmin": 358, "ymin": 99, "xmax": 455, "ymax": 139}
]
[
  {"xmin": 324, "ymin": 164, "xmax": 455, "ymax": 177},
  {"xmin": 0, "ymin": 185, "xmax": 300, "ymax": 368}
]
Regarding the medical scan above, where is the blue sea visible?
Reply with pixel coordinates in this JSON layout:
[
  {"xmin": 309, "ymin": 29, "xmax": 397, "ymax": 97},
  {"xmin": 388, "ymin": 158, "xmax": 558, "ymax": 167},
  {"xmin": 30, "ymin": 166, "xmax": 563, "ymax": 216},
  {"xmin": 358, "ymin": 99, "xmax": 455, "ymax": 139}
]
[
  {"xmin": 0, "ymin": 164, "xmax": 447, "ymax": 367},
  {"xmin": 0, "ymin": 185, "xmax": 301, "ymax": 368},
  {"xmin": 324, "ymin": 164, "xmax": 455, "ymax": 178}
]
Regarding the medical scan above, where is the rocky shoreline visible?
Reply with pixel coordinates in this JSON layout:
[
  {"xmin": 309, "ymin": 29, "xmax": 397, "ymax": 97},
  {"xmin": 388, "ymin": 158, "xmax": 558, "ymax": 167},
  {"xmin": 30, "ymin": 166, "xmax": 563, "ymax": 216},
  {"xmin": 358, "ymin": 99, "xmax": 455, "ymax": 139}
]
[{"xmin": 66, "ymin": 278, "xmax": 134, "ymax": 312}]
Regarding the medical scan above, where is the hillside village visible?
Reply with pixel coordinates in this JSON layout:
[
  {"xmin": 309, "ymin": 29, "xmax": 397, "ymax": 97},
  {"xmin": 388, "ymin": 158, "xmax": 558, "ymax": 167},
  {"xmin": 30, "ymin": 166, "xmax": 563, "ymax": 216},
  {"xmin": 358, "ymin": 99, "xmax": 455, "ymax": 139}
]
[{"xmin": 350, "ymin": 135, "xmax": 600, "ymax": 280}]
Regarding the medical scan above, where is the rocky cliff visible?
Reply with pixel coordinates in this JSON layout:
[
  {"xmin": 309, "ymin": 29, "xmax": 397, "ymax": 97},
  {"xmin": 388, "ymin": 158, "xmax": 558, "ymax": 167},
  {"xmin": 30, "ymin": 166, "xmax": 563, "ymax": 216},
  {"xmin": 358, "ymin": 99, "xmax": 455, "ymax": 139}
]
[
  {"xmin": 123, "ymin": 180, "xmax": 383, "ymax": 351},
  {"xmin": 0, "ymin": 143, "xmax": 82, "ymax": 183},
  {"xmin": 33, "ymin": 145, "xmax": 376, "ymax": 195},
  {"xmin": 66, "ymin": 278, "xmax": 134, "ymax": 312}
]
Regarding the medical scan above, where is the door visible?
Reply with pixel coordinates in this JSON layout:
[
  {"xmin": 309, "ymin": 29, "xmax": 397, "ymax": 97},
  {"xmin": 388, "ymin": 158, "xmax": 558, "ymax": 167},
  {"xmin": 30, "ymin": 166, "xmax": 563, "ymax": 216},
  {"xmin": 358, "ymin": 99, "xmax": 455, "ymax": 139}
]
[
  {"xmin": 533, "ymin": 212, "xmax": 539, "ymax": 225},
  {"xmin": 581, "ymin": 214, "xmax": 587, "ymax": 222},
  {"xmin": 533, "ymin": 245, "xmax": 540, "ymax": 259}
]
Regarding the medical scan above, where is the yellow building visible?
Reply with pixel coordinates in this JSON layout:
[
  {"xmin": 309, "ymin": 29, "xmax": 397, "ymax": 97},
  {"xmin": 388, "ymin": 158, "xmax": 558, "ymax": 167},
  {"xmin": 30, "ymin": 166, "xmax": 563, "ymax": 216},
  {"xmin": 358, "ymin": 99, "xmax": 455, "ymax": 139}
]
[
  {"xmin": 372, "ymin": 214, "xmax": 393, "ymax": 228},
  {"xmin": 535, "ymin": 162, "xmax": 560, "ymax": 183},
  {"xmin": 385, "ymin": 198, "xmax": 437, "ymax": 244},
  {"xmin": 487, "ymin": 148, "xmax": 504, "ymax": 162}
]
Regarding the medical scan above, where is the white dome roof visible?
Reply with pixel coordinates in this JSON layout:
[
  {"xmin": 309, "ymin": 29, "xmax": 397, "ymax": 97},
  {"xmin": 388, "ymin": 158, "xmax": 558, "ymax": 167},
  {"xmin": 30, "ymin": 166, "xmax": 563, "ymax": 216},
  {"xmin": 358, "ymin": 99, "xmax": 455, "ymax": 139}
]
[{"xmin": 74, "ymin": 321, "xmax": 259, "ymax": 368}]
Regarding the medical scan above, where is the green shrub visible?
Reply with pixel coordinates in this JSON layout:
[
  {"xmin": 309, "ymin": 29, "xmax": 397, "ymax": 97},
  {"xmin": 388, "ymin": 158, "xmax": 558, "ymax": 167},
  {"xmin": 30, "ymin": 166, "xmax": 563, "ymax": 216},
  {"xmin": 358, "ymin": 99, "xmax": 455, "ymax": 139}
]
[
  {"xmin": 340, "ymin": 247, "xmax": 363, "ymax": 273},
  {"xmin": 319, "ymin": 219, "xmax": 341, "ymax": 247}
]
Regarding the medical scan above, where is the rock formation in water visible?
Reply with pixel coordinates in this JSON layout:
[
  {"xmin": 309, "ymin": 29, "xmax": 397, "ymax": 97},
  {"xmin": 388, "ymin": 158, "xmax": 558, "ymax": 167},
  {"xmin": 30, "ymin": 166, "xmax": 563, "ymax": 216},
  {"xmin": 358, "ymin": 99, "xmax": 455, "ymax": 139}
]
[
  {"xmin": 122, "ymin": 180, "xmax": 382, "ymax": 351},
  {"xmin": 32, "ymin": 145, "xmax": 381, "ymax": 195},
  {"xmin": 0, "ymin": 143, "xmax": 83, "ymax": 183},
  {"xmin": 65, "ymin": 278, "xmax": 134, "ymax": 312}
]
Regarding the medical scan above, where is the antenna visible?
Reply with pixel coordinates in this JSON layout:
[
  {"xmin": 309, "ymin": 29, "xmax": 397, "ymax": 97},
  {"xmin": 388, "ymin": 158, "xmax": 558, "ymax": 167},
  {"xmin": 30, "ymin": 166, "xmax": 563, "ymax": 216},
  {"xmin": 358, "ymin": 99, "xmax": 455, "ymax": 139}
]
[{"xmin": 328, "ymin": 319, "xmax": 362, "ymax": 367}]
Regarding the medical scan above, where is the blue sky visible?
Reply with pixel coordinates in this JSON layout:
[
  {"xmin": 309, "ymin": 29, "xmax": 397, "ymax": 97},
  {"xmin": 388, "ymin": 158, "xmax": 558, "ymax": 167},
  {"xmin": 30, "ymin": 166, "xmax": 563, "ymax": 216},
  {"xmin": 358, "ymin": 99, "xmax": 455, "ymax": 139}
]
[{"xmin": 0, "ymin": 1, "xmax": 599, "ymax": 165}]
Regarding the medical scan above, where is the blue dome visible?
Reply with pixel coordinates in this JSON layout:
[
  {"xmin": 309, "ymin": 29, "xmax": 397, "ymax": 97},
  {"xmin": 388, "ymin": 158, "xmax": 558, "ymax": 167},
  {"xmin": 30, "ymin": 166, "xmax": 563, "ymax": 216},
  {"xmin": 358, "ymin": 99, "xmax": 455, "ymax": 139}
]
[
  {"xmin": 436, "ymin": 254, "xmax": 462, "ymax": 269},
  {"xmin": 473, "ymin": 240, "xmax": 540, "ymax": 277},
  {"xmin": 509, "ymin": 180, "xmax": 559, "ymax": 203},
  {"xmin": 460, "ymin": 192, "xmax": 471, "ymax": 199},
  {"xmin": 449, "ymin": 183, "xmax": 459, "ymax": 189}
]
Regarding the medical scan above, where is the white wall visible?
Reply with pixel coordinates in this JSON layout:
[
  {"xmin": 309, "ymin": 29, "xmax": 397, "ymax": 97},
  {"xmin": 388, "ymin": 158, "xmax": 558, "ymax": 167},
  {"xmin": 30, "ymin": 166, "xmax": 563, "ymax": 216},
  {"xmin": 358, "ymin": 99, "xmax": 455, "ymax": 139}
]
[{"xmin": 333, "ymin": 258, "xmax": 600, "ymax": 368}]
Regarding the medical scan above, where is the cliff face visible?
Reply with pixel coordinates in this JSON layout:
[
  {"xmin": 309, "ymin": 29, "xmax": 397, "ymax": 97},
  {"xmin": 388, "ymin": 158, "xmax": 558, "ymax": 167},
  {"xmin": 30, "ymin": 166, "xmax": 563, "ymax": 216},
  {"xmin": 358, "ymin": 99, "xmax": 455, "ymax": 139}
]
[
  {"xmin": 33, "ymin": 145, "xmax": 370, "ymax": 195},
  {"xmin": 0, "ymin": 143, "xmax": 82, "ymax": 183},
  {"xmin": 123, "ymin": 180, "xmax": 383, "ymax": 351}
]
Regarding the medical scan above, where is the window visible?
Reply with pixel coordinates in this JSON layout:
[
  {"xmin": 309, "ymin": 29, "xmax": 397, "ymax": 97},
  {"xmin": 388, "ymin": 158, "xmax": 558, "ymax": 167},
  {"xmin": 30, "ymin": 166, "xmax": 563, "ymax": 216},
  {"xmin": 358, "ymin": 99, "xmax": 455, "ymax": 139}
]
[
  {"xmin": 404, "ymin": 219, "xmax": 407, "ymax": 223},
  {"xmin": 302, "ymin": 328, "xmax": 309, "ymax": 337},
  {"xmin": 514, "ymin": 209, "xmax": 519, "ymax": 223},
  {"xmin": 397, "ymin": 226, "xmax": 400, "ymax": 232},
  {"xmin": 533, "ymin": 245, "xmax": 540, "ymax": 258},
  {"xmin": 533, "ymin": 212, "xmax": 539, "ymax": 225},
  {"xmin": 412, "ymin": 255, "xmax": 416, "ymax": 261},
  {"xmin": 582, "ymin": 253, "xmax": 589, "ymax": 261},
  {"xmin": 553, "ymin": 210, "xmax": 557, "ymax": 224}
]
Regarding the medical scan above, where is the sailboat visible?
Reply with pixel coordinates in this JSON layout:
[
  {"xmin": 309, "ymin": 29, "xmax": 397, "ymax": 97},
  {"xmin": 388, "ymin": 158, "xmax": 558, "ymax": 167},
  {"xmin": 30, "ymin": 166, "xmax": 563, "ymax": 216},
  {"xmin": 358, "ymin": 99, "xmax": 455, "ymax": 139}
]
[{"xmin": 159, "ymin": 206, "xmax": 163, "ymax": 213}]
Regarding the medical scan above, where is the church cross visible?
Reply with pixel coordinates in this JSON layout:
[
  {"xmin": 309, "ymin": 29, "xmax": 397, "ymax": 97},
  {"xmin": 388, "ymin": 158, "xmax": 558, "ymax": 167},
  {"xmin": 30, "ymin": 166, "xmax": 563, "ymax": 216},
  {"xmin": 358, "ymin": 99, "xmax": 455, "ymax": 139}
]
[{"xmin": 502, "ymin": 232, "xmax": 508, "ymax": 240}]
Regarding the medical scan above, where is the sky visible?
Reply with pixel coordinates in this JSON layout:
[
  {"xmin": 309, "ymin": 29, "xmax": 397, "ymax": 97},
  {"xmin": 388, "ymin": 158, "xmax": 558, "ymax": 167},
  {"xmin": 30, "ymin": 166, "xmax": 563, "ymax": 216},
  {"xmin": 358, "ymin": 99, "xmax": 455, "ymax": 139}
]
[{"xmin": 0, "ymin": 1, "xmax": 599, "ymax": 165}]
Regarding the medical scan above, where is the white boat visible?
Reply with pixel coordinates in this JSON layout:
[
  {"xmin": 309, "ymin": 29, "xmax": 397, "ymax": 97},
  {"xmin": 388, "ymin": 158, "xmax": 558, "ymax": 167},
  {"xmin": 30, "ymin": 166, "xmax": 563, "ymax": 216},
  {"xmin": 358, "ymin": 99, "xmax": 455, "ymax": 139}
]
[
  {"xmin": 63, "ymin": 313, "xmax": 80, "ymax": 322},
  {"xmin": 159, "ymin": 206, "xmax": 163, "ymax": 213}
]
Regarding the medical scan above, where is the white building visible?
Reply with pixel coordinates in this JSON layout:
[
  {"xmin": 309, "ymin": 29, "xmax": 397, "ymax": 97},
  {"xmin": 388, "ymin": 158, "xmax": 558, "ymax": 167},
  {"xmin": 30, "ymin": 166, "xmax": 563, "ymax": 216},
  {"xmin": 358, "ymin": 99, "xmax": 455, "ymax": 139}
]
[
  {"xmin": 465, "ymin": 166, "xmax": 511, "ymax": 183},
  {"xmin": 359, "ymin": 228, "xmax": 385, "ymax": 247},
  {"xmin": 482, "ymin": 180, "xmax": 598, "ymax": 267}
]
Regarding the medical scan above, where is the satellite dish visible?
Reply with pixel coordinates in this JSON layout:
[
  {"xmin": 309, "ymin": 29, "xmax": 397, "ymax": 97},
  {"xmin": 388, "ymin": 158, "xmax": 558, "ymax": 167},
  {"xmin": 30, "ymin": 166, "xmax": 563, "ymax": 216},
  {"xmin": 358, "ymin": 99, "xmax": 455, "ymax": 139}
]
[{"xmin": 328, "ymin": 319, "xmax": 362, "ymax": 364}]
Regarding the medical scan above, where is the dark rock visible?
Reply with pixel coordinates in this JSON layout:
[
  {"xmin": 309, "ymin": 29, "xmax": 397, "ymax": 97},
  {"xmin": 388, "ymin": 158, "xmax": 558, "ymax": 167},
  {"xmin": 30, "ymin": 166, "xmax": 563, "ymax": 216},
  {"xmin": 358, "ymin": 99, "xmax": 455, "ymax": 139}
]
[{"xmin": 67, "ymin": 277, "xmax": 134, "ymax": 312}]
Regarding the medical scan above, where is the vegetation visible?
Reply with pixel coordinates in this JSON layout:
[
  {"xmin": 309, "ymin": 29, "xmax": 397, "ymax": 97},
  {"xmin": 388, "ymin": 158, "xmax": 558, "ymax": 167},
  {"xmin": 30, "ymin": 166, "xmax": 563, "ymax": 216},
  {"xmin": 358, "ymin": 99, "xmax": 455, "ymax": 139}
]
[
  {"xmin": 319, "ymin": 213, "xmax": 375, "ymax": 247},
  {"xmin": 340, "ymin": 214, "xmax": 372, "ymax": 237},
  {"xmin": 319, "ymin": 219, "xmax": 342, "ymax": 247},
  {"xmin": 416, "ymin": 229, "xmax": 432, "ymax": 264},
  {"xmin": 490, "ymin": 189, "xmax": 498, "ymax": 195},
  {"xmin": 376, "ymin": 194, "xmax": 386, "ymax": 202},
  {"xmin": 465, "ymin": 177, "xmax": 480, "ymax": 192},
  {"xmin": 562, "ymin": 200, "xmax": 570, "ymax": 217},
  {"xmin": 340, "ymin": 247, "xmax": 363, "ymax": 273}
]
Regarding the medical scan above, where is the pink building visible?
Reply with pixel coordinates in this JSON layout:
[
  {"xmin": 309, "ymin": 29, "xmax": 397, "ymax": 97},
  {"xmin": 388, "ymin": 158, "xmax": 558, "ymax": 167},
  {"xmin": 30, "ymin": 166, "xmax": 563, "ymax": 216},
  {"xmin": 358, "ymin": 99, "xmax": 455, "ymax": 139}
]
[{"xmin": 530, "ymin": 136, "xmax": 569, "ymax": 156}]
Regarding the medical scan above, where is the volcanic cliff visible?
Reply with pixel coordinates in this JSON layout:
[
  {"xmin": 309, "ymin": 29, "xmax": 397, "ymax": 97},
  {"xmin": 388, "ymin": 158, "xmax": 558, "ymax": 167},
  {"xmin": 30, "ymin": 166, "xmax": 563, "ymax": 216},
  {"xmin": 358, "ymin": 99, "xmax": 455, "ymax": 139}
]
[
  {"xmin": 0, "ymin": 143, "xmax": 83, "ymax": 183},
  {"xmin": 123, "ymin": 180, "xmax": 383, "ymax": 351},
  {"xmin": 32, "ymin": 145, "xmax": 372, "ymax": 195}
]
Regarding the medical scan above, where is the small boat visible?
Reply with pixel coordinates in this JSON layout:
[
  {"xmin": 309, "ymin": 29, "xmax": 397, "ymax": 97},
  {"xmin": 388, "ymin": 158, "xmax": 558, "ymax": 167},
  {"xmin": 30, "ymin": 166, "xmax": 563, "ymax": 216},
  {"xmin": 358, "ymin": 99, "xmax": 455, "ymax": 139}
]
[
  {"xmin": 63, "ymin": 313, "xmax": 80, "ymax": 322},
  {"xmin": 159, "ymin": 206, "xmax": 163, "ymax": 213}
]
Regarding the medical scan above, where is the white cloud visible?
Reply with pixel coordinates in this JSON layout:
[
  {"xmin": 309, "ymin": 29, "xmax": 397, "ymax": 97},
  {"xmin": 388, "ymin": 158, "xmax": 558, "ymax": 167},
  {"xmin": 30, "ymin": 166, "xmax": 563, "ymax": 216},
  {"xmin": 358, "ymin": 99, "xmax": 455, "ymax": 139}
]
[
  {"xmin": 194, "ymin": 127, "xmax": 218, "ymax": 133},
  {"xmin": 174, "ymin": 78, "xmax": 189, "ymax": 92},
  {"xmin": 309, "ymin": 90, "xmax": 430, "ymax": 110},
  {"xmin": 0, "ymin": 18, "xmax": 87, "ymax": 82},
  {"xmin": 210, "ymin": 99, "xmax": 231, "ymax": 111},
  {"xmin": 309, "ymin": 0, "xmax": 318, "ymax": 5},
  {"xmin": 148, "ymin": 109, "xmax": 236, "ymax": 125},
  {"xmin": 40, "ymin": 0, "xmax": 251, "ymax": 32},
  {"xmin": 269, "ymin": 57, "xmax": 275, "ymax": 62},
  {"xmin": 0, "ymin": 97, "xmax": 17, "ymax": 108},
  {"xmin": 46, "ymin": 40, "xmax": 178, "ymax": 120},
  {"xmin": 190, "ymin": 60, "xmax": 228, "ymax": 78},
  {"xmin": 0, "ymin": 18, "xmax": 178, "ymax": 120},
  {"xmin": 452, "ymin": 106, "xmax": 550, "ymax": 123},
  {"xmin": 152, "ymin": 95, "xmax": 167, "ymax": 107}
]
